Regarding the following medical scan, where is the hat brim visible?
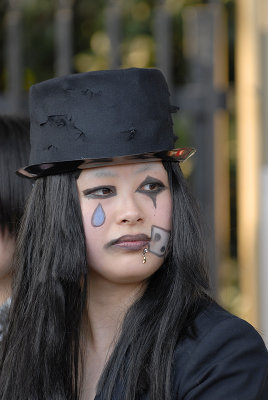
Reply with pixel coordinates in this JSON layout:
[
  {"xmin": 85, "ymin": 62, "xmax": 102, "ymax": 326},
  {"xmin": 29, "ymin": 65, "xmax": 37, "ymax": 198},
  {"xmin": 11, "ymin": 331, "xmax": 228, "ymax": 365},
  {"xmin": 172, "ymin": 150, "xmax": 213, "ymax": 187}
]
[{"xmin": 17, "ymin": 147, "xmax": 196, "ymax": 179}]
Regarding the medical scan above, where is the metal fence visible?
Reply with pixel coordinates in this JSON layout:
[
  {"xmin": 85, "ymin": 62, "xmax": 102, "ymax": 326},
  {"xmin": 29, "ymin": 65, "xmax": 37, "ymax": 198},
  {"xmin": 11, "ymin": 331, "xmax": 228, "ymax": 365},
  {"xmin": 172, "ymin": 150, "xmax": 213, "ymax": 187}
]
[{"xmin": 0, "ymin": 0, "xmax": 229, "ymax": 296}]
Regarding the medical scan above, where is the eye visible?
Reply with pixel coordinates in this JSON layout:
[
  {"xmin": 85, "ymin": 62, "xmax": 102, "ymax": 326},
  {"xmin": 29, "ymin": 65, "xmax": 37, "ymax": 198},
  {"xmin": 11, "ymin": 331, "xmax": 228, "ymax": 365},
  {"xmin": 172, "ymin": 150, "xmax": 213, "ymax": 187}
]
[
  {"xmin": 136, "ymin": 176, "xmax": 166, "ymax": 194},
  {"xmin": 141, "ymin": 182, "xmax": 164, "ymax": 192},
  {"xmin": 95, "ymin": 187, "xmax": 113, "ymax": 195},
  {"xmin": 82, "ymin": 185, "xmax": 116, "ymax": 199}
]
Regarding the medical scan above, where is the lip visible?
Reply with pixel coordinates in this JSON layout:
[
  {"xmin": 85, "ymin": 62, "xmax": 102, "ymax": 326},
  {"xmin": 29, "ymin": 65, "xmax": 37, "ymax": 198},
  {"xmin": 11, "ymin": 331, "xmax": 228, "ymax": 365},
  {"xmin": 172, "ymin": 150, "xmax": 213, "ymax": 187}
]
[{"xmin": 106, "ymin": 234, "xmax": 150, "ymax": 251}]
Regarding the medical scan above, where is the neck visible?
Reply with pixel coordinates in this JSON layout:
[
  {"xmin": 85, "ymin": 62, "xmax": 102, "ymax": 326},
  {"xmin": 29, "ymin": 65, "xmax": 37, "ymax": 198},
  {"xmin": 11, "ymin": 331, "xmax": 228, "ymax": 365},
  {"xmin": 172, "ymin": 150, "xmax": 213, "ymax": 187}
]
[
  {"xmin": 0, "ymin": 273, "xmax": 12, "ymax": 306},
  {"xmin": 83, "ymin": 271, "xmax": 145, "ymax": 353}
]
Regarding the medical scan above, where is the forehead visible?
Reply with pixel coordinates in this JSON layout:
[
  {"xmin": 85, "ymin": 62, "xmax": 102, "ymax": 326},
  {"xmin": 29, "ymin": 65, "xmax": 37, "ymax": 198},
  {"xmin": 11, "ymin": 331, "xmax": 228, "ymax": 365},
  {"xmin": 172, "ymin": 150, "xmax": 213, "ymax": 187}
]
[{"xmin": 77, "ymin": 161, "xmax": 167, "ymax": 182}]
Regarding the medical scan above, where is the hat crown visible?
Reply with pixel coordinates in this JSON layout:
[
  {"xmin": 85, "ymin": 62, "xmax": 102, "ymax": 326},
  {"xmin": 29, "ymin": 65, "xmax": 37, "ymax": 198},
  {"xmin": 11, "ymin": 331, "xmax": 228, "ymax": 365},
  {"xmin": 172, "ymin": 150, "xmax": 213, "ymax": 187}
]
[{"xmin": 29, "ymin": 68, "xmax": 175, "ymax": 166}]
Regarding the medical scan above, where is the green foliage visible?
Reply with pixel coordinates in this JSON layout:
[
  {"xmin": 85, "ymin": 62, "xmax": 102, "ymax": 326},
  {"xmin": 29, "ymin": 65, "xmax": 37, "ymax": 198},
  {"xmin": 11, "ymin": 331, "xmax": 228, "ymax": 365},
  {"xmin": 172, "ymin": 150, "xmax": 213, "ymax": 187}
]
[
  {"xmin": 0, "ymin": 1, "xmax": 6, "ymax": 91},
  {"xmin": 0, "ymin": 0, "xmax": 235, "ymax": 90},
  {"xmin": 22, "ymin": 0, "xmax": 54, "ymax": 86}
]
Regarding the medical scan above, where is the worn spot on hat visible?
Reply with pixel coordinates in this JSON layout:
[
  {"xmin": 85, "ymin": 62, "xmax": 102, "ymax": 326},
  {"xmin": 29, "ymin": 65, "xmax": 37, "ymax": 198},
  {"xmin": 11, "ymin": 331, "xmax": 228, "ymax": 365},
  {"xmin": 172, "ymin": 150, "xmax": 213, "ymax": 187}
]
[
  {"xmin": 40, "ymin": 114, "xmax": 85, "ymax": 140},
  {"xmin": 76, "ymin": 131, "xmax": 85, "ymax": 140},
  {"xmin": 46, "ymin": 144, "xmax": 57, "ymax": 151},
  {"xmin": 81, "ymin": 88, "xmax": 102, "ymax": 98},
  {"xmin": 40, "ymin": 115, "xmax": 69, "ymax": 128},
  {"xmin": 120, "ymin": 126, "xmax": 136, "ymax": 141},
  {"xmin": 128, "ymin": 128, "xmax": 136, "ymax": 140}
]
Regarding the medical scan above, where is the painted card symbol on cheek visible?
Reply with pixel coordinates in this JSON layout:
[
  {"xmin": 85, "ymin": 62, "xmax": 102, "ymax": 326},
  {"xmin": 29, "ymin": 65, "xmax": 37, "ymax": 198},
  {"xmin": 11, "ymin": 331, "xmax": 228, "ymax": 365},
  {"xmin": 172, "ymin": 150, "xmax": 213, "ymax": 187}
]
[
  {"xmin": 91, "ymin": 203, "xmax": 106, "ymax": 227},
  {"xmin": 148, "ymin": 225, "xmax": 170, "ymax": 257},
  {"xmin": 154, "ymin": 233, "xmax": 161, "ymax": 241}
]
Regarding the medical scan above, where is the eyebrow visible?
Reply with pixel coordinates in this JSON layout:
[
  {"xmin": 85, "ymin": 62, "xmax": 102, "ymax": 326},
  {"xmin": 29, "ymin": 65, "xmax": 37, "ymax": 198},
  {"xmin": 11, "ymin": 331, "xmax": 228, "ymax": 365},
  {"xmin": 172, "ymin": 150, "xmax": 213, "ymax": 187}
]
[
  {"xmin": 134, "ymin": 163, "xmax": 156, "ymax": 174},
  {"xmin": 138, "ymin": 175, "xmax": 165, "ymax": 187},
  {"xmin": 90, "ymin": 163, "xmax": 159, "ymax": 177},
  {"xmin": 93, "ymin": 170, "xmax": 119, "ymax": 177}
]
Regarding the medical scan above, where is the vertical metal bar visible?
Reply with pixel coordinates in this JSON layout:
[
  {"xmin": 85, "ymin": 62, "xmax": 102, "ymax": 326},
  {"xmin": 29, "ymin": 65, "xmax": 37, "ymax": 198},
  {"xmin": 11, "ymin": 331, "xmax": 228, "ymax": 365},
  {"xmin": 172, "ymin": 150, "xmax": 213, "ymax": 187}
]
[
  {"xmin": 105, "ymin": 0, "xmax": 122, "ymax": 69},
  {"xmin": 153, "ymin": 0, "xmax": 172, "ymax": 89},
  {"xmin": 183, "ymin": 6, "xmax": 216, "ymax": 293},
  {"xmin": 54, "ymin": 0, "xmax": 73, "ymax": 76},
  {"xmin": 236, "ymin": 0, "xmax": 260, "ymax": 328},
  {"xmin": 5, "ymin": 0, "xmax": 23, "ymax": 113},
  {"xmin": 183, "ymin": 5, "xmax": 229, "ymax": 295}
]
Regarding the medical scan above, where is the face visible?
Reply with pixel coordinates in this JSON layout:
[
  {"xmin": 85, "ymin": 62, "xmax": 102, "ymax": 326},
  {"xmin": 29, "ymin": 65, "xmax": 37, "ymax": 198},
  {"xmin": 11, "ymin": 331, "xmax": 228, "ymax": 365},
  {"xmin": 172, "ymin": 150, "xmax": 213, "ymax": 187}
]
[
  {"xmin": 0, "ymin": 230, "xmax": 15, "ymax": 280},
  {"xmin": 77, "ymin": 162, "xmax": 172, "ymax": 285}
]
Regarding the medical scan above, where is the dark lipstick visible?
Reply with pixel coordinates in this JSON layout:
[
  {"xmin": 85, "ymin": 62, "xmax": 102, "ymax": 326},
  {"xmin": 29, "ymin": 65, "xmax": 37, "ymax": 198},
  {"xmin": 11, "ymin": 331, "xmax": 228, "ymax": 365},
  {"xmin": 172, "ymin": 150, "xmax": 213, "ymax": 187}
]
[{"xmin": 105, "ymin": 234, "xmax": 150, "ymax": 251}]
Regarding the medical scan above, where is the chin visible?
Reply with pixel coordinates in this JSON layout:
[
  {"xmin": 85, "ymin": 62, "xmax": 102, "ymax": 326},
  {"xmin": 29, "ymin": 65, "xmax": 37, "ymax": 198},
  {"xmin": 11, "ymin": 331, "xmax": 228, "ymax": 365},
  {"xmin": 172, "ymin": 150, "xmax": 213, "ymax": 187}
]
[{"xmin": 96, "ymin": 259, "xmax": 163, "ymax": 284}]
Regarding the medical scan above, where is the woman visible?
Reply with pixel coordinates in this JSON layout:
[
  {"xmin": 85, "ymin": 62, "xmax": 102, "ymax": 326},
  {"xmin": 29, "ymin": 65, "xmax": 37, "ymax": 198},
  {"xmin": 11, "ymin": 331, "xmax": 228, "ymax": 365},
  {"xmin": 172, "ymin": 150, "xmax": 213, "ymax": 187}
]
[
  {"xmin": 0, "ymin": 68, "xmax": 267, "ymax": 400},
  {"xmin": 0, "ymin": 116, "xmax": 30, "ymax": 342}
]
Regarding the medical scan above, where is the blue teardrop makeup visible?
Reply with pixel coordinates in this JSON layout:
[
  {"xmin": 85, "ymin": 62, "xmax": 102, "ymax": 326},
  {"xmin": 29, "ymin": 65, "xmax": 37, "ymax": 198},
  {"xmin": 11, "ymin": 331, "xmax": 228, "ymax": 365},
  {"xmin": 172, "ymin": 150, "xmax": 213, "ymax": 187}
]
[{"xmin": 91, "ymin": 203, "xmax": 106, "ymax": 227}]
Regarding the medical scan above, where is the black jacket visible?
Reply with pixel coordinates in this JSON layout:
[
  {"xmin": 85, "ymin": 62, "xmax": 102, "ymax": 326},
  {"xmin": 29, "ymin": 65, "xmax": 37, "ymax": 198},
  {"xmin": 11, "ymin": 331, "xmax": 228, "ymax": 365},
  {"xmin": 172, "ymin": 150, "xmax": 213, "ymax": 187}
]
[{"xmin": 96, "ymin": 301, "xmax": 268, "ymax": 399}]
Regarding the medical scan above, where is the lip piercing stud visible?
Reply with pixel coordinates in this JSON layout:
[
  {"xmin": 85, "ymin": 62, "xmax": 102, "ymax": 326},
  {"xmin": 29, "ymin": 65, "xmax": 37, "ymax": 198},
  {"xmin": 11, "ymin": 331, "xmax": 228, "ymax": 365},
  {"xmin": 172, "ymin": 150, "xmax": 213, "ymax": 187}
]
[{"xmin": 142, "ymin": 248, "xmax": 148, "ymax": 264}]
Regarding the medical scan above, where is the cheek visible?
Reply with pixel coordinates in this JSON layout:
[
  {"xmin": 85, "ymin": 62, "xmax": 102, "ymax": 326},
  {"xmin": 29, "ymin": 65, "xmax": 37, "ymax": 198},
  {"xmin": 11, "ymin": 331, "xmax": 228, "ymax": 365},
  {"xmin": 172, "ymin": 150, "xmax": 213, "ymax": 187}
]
[
  {"xmin": 152, "ymin": 193, "xmax": 172, "ymax": 230},
  {"xmin": 80, "ymin": 202, "xmax": 107, "ymax": 250},
  {"xmin": 148, "ymin": 192, "xmax": 172, "ymax": 257}
]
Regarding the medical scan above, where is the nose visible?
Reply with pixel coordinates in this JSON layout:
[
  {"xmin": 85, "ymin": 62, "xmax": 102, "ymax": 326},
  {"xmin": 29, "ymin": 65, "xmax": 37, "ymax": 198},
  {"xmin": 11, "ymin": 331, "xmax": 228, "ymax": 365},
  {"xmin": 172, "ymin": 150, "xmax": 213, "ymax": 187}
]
[{"xmin": 116, "ymin": 194, "xmax": 144, "ymax": 225}]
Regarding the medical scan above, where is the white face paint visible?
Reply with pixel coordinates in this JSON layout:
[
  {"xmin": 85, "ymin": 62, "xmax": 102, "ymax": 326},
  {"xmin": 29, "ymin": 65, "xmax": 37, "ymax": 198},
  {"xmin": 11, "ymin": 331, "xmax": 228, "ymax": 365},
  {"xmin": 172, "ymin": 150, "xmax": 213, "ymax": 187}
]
[{"xmin": 76, "ymin": 162, "xmax": 172, "ymax": 285}]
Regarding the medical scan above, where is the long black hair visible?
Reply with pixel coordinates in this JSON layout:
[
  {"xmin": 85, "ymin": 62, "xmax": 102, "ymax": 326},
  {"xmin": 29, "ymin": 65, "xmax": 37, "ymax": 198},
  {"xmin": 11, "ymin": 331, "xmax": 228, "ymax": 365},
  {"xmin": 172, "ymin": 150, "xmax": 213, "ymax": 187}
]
[
  {"xmin": 0, "ymin": 162, "xmax": 210, "ymax": 400},
  {"xmin": 0, "ymin": 116, "xmax": 31, "ymax": 236}
]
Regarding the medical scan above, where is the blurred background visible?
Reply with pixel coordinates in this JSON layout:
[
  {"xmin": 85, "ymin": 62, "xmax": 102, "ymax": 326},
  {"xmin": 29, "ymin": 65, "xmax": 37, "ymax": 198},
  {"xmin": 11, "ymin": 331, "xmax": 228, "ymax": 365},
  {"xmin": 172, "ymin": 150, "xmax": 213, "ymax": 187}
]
[{"xmin": 0, "ymin": 0, "xmax": 267, "ymax": 343}]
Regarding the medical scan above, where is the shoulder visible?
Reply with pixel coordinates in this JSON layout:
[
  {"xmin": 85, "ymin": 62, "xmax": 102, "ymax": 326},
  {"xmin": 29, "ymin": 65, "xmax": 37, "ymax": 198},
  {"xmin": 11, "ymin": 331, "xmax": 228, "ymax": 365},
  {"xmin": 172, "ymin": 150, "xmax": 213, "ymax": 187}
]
[{"xmin": 173, "ymin": 300, "xmax": 268, "ymax": 400}]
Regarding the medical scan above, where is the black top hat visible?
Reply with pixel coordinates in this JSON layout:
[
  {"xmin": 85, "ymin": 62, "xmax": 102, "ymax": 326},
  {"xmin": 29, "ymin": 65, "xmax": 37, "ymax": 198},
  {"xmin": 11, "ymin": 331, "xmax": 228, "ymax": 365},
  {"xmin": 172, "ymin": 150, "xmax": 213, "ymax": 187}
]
[{"xmin": 18, "ymin": 68, "xmax": 195, "ymax": 178}]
